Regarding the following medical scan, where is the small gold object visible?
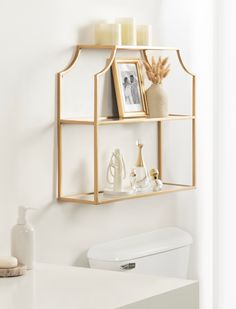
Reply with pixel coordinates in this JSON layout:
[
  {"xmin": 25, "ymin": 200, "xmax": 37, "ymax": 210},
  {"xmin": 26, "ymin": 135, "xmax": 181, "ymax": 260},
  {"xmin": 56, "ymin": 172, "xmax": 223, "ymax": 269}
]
[
  {"xmin": 149, "ymin": 168, "xmax": 159, "ymax": 180},
  {"xmin": 135, "ymin": 140, "xmax": 144, "ymax": 167},
  {"xmin": 130, "ymin": 170, "xmax": 137, "ymax": 177},
  {"xmin": 150, "ymin": 168, "xmax": 163, "ymax": 191},
  {"xmin": 130, "ymin": 168, "xmax": 137, "ymax": 192}
]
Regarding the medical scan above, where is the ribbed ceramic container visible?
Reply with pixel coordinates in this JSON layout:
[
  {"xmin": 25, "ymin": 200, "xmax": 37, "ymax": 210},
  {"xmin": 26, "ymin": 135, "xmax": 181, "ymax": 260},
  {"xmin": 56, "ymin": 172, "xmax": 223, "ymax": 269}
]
[{"xmin": 146, "ymin": 84, "xmax": 168, "ymax": 117}]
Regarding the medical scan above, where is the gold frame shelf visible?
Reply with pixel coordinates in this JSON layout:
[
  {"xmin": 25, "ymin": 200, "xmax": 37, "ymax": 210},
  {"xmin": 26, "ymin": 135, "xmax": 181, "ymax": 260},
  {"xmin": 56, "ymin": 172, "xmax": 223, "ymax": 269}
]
[
  {"xmin": 58, "ymin": 184, "xmax": 195, "ymax": 205},
  {"xmin": 74, "ymin": 44, "xmax": 179, "ymax": 51},
  {"xmin": 60, "ymin": 114, "xmax": 195, "ymax": 126},
  {"xmin": 56, "ymin": 44, "xmax": 196, "ymax": 205}
]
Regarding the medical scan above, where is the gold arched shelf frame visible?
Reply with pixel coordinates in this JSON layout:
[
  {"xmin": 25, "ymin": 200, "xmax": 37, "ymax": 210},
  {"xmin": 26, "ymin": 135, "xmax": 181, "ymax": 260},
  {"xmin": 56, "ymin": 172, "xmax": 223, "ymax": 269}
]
[{"xmin": 56, "ymin": 45, "xmax": 196, "ymax": 205}]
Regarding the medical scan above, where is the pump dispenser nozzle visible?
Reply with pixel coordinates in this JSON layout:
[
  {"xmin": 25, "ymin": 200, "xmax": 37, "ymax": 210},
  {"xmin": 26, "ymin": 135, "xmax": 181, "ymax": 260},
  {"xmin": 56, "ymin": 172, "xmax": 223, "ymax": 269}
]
[{"xmin": 17, "ymin": 206, "xmax": 36, "ymax": 225}]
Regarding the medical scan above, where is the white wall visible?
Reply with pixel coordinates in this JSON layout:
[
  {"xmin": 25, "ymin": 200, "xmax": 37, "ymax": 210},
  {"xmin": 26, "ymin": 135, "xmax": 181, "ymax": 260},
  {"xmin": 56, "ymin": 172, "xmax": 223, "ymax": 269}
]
[
  {"xmin": 159, "ymin": 2, "xmax": 214, "ymax": 309},
  {"xmin": 214, "ymin": 0, "xmax": 236, "ymax": 308},
  {"xmin": 0, "ymin": 1, "xmax": 214, "ymax": 308}
]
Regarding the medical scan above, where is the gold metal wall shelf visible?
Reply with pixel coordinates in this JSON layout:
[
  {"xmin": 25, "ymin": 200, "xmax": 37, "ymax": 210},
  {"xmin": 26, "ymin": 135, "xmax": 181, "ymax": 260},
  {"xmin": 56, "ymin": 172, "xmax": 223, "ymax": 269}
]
[{"xmin": 57, "ymin": 45, "xmax": 196, "ymax": 205}]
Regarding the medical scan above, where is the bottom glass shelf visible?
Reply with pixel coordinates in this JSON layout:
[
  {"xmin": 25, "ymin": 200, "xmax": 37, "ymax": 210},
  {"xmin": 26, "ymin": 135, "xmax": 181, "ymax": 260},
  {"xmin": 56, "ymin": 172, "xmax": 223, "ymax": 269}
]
[{"xmin": 58, "ymin": 183, "xmax": 195, "ymax": 205}]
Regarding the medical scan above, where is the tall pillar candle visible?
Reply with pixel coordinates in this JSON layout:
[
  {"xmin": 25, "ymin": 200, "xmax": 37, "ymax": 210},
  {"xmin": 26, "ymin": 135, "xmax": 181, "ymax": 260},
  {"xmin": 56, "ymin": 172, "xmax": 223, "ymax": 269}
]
[
  {"xmin": 116, "ymin": 17, "xmax": 136, "ymax": 45},
  {"xmin": 95, "ymin": 23, "xmax": 121, "ymax": 45},
  {"xmin": 137, "ymin": 25, "xmax": 152, "ymax": 46}
]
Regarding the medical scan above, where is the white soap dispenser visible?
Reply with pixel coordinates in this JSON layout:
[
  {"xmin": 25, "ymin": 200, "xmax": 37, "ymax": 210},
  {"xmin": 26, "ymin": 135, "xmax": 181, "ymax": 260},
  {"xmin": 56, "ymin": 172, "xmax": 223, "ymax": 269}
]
[{"xmin": 11, "ymin": 206, "xmax": 35, "ymax": 270}]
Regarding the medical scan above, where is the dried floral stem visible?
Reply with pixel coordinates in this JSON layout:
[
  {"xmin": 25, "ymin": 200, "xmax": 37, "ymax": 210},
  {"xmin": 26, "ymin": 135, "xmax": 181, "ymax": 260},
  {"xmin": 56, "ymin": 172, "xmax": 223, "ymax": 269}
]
[{"xmin": 143, "ymin": 56, "xmax": 170, "ymax": 84}]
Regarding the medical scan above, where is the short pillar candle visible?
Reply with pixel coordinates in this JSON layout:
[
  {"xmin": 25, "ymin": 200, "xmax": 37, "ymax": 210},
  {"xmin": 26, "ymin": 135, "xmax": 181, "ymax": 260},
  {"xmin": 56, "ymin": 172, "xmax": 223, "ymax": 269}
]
[
  {"xmin": 95, "ymin": 23, "xmax": 121, "ymax": 45},
  {"xmin": 137, "ymin": 25, "xmax": 152, "ymax": 46},
  {"xmin": 116, "ymin": 17, "xmax": 136, "ymax": 45}
]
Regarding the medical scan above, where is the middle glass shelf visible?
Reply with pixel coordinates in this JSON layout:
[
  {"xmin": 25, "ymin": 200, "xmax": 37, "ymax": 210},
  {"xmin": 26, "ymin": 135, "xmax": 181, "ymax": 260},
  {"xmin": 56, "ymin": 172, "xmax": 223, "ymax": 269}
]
[{"xmin": 60, "ymin": 114, "xmax": 195, "ymax": 125}]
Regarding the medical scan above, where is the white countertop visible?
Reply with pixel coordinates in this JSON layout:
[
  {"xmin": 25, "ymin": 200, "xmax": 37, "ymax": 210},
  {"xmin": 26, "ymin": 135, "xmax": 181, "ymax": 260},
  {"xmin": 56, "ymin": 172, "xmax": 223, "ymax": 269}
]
[{"xmin": 0, "ymin": 263, "xmax": 198, "ymax": 309}]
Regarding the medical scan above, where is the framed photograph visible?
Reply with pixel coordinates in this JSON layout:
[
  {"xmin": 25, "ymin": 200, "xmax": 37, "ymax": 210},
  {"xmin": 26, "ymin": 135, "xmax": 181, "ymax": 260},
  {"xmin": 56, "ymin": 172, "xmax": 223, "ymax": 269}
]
[{"xmin": 112, "ymin": 59, "xmax": 148, "ymax": 118}]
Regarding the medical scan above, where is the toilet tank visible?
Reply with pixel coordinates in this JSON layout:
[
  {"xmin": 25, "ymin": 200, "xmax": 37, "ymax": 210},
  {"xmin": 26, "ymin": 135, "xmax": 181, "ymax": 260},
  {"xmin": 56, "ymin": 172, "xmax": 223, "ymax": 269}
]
[{"xmin": 87, "ymin": 227, "xmax": 192, "ymax": 278}]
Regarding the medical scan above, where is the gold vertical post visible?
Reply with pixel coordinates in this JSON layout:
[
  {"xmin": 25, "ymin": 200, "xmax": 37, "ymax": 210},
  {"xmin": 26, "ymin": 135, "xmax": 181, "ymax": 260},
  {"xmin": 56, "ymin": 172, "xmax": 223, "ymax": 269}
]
[
  {"xmin": 176, "ymin": 49, "xmax": 196, "ymax": 187},
  {"xmin": 93, "ymin": 47, "xmax": 117, "ymax": 204},
  {"xmin": 192, "ymin": 75, "xmax": 196, "ymax": 186},
  {"xmin": 158, "ymin": 122, "xmax": 163, "ymax": 180},
  {"xmin": 142, "ymin": 50, "xmax": 165, "ymax": 179},
  {"xmin": 57, "ymin": 73, "xmax": 62, "ymax": 198},
  {"xmin": 94, "ymin": 75, "xmax": 99, "ymax": 204},
  {"xmin": 56, "ymin": 47, "xmax": 81, "ymax": 201}
]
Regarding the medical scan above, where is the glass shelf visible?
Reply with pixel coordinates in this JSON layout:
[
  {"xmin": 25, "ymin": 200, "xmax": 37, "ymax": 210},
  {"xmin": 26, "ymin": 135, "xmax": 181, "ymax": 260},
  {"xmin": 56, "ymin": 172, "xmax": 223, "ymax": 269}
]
[
  {"xmin": 77, "ymin": 44, "xmax": 179, "ymax": 51},
  {"xmin": 60, "ymin": 114, "xmax": 195, "ymax": 126},
  {"xmin": 58, "ymin": 184, "xmax": 195, "ymax": 205}
]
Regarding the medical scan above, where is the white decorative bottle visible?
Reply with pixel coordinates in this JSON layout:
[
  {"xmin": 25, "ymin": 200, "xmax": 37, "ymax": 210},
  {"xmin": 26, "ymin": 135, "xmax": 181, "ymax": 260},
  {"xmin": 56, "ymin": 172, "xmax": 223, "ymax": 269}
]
[
  {"xmin": 11, "ymin": 206, "xmax": 35, "ymax": 270},
  {"xmin": 134, "ymin": 141, "xmax": 150, "ymax": 191},
  {"xmin": 149, "ymin": 168, "xmax": 163, "ymax": 191}
]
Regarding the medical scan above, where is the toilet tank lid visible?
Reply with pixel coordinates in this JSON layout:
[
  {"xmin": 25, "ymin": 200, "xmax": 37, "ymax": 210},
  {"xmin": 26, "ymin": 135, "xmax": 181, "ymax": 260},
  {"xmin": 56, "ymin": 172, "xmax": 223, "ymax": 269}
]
[{"xmin": 87, "ymin": 227, "xmax": 192, "ymax": 262}]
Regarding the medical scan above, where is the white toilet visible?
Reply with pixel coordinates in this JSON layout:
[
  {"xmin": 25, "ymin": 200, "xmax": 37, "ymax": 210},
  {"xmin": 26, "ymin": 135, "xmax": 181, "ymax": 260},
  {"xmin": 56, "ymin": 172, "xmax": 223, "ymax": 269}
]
[{"xmin": 87, "ymin": 227, "xmax": 192, "ymax": 278}]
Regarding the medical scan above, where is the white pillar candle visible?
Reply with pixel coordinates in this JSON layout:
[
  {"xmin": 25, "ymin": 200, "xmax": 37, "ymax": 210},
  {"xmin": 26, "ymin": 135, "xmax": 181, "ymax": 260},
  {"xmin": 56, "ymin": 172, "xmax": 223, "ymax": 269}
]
[
  {"xmin": 95, "ymin": 23, "xmax": 121, "ymax": 45},
  {"xmin": 137, "ymin": 25, "xmax": 152, "ymax": 46},
  {"xmin": 116, "ymin": 17, "xmax": 136, "ymax": 45}
]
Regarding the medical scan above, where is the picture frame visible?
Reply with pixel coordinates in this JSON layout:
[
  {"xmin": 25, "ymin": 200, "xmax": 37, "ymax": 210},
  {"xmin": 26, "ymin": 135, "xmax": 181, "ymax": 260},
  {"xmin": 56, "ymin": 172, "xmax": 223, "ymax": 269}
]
[{"xmin": 112, "ymin": 59, "xmax": 148, "ymax": 118}]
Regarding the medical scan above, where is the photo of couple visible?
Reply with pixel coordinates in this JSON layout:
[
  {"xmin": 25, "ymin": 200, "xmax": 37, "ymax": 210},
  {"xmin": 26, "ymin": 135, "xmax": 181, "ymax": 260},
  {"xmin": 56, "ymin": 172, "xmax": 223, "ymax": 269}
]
[
  {"xmin": 122, "ymin": 73, "xmax": 141, "ymax": 105},
  {"xmin": 112, "ymin": 59, "xmax": 147, "ymax": 118}
]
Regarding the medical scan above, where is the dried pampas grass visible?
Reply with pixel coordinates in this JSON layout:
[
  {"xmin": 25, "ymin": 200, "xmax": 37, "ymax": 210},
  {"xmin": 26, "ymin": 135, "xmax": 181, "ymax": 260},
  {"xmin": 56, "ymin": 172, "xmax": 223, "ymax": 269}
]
[{"xmin": 143, "ymin": 56, "xmax": 170, "ymax": 84}]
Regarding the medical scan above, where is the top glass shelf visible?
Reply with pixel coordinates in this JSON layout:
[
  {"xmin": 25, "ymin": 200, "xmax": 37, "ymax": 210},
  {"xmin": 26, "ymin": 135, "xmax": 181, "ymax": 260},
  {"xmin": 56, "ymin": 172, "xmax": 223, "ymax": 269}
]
[{"xmin": 77, "ymin": 44, "xmax": 178, "ymax": 51}]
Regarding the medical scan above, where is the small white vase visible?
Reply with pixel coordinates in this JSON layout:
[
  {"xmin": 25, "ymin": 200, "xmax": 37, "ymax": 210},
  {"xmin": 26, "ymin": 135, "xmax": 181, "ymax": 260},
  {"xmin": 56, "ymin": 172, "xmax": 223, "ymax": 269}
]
[{"xmin": 146, "ymin": 83, "xmax": 168, "ymax": 118}]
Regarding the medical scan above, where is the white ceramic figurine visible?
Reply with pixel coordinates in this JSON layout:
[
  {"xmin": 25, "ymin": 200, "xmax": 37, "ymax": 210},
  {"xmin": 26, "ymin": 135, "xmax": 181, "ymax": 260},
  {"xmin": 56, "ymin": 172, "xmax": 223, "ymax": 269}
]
[{"xmin": 105, "ymin": 149, "xmax": 127, "ymax": 195}]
